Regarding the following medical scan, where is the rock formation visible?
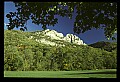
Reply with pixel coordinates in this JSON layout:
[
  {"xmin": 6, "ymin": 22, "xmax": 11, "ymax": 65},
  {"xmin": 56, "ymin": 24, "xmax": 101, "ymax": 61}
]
[{"xmin": 29, "ymin": 29, "xmax": 87, "ymax": 46}]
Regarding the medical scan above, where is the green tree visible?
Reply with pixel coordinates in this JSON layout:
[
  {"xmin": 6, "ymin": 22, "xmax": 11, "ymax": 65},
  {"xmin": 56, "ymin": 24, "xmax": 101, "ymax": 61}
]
[
  {"xmin": 110, "ymin": 50, "xmax": 117, "ymax": 68},
  {"xmin": 6, "ymin": 2, "xmax": 117, "ymax": 40},
  {"xmin": 4, "ymin": 45, "xmax": 23, "ymax": 71},
  {"xmin": 89, "ymin": 41, "xmax": 117, "ymax": 52}
]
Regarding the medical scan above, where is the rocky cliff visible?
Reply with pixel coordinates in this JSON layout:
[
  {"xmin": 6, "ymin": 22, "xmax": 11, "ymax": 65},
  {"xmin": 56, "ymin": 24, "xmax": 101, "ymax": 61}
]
[{"xmin": 29, "ymin": 29, "xmax": 86, "ymax": 46}]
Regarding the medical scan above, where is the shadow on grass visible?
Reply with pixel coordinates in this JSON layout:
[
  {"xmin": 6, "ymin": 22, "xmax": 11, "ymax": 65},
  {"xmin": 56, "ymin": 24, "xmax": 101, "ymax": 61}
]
[
  {"xmin": 65, "ymin": 70, "xmax": 116, "ymax": 78},
  {"xmin": 66, "ymin": 71, "xmax": 116, "ymax": 75},
  {"xmin": 80, "ymin": 71, "xmax": 116, "ymax": 74}
]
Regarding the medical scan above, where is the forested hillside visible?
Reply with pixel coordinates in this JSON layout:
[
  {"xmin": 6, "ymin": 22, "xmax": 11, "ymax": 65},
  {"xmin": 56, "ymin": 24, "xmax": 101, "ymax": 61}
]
[
  {"xmin": 89, "ymin": 41, "xmax": 117, "ymax": 52},
  {"xmin": 4, "ymin": 30, "xmax": 117, "ymax": 71}
]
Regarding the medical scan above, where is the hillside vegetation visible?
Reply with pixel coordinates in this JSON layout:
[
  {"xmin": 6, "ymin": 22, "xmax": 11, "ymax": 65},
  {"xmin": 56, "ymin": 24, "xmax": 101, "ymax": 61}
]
[
  {"xmin": 4, "ymin": 30, "xmax": 117, "ymax": 71},
  {"xmin": 89, "ymin": 41, "xmax": 117, "ymax": 52}
]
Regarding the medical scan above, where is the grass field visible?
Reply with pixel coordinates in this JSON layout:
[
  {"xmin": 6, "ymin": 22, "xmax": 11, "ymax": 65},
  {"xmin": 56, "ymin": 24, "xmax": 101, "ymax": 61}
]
[{"xmin": 4, "ymin": 69, "xmax": 116, "ymax": 78}]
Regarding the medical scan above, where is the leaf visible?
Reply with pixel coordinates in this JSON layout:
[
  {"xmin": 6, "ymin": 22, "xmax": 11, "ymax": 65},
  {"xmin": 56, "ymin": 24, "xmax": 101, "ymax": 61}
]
[
  {"xmin": 6, "ymin": 14, "xmax": 11, "ymax": 18},
  {"xmin": 42, "ymin": 25, "xmax": 47, "ymax": 30},
  {"xmin": 24, "ymin": 26, "xmax": 27, "ymax": 31},
  {"xmin": 20, "ymin": 28, "xmax": 25, "ymax": 31},
  {"xmin": 107, "ymin": 37, "xmax": 110, "ymax": 40},
  {"xmin": 112, "ymin": 37, "xmax": 116, "ymax": 40}
]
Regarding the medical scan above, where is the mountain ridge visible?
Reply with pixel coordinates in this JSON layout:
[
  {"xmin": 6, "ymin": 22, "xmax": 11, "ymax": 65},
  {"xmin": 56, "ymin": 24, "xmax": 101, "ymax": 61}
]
[
  {"xmin": 26, "ymin": 29, "xmax": 87, "ymax": 46},
  {"xmin": 4, "ymin": 29, "xmax": 87, "ymax": 47},
  {"xmin": 4, "ymin": 29, "xmax": 117, "ymax": 71},
  {"xmin": 89, "ymin": 41, "xmax": 117, "ymax": 52}
]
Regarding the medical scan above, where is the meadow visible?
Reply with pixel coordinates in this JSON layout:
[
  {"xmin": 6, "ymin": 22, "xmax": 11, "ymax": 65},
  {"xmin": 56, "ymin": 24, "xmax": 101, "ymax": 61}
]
[{"xmin": 4, "ymin": 69, "xmax": 116, "ymax": 78}]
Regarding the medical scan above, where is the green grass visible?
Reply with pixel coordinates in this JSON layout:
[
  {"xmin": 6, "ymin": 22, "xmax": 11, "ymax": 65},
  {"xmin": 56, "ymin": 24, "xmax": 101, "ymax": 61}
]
[{"xmin": 4, "ymin": 69, "xmax": 116, "ymax": 78}]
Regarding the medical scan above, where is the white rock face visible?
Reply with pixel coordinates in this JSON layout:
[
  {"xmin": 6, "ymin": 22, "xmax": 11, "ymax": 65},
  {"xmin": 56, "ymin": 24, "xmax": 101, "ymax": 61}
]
[
  {"xmin": 39, "ymin": 39, "xmax": 56, "ymax": 46},
  {"xmin": 35, "ymin": 38, "xmax": 65, "ymax": 47},
  {"xmin": 63, "ymin": 34, "xmax": 86, "ymax": 45},
  {"xmin": 43, "ymin": 29, "xmax": 64, "ymax": 40},
  {"xmin": 31, "ymin": 29, "xmax": 87, "ymax": 46}
]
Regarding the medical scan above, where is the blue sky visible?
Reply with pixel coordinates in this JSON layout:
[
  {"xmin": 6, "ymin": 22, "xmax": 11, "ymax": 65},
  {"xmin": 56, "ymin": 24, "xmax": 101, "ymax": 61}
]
[{"xmin": 4, "ymin": 2, "xmax": 117, "ymax": 44}]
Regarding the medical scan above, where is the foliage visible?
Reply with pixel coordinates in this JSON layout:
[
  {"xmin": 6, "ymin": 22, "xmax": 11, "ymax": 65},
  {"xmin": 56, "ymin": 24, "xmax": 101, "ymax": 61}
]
[
  {"xmin": 88, "ymin": 41, "xmax": 117, "ymax": 52},
  {"xmin": 4, "ymin": 30, "xmax": 117, "ymax": 71},
  {"xmin": 6, "ymin": 2, "xmax": 117, "ymax": 40}
]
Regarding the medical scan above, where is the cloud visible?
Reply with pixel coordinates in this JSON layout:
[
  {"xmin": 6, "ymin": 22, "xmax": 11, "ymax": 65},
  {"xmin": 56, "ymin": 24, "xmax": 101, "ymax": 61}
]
[{"xmin": 4, "ymin": 23, "xmax": 8, "ymax": 26}]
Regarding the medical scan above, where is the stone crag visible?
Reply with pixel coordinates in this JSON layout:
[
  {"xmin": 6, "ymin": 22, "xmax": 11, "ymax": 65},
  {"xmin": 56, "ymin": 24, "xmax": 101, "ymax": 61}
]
[{"xmin": 29, "ymin": 29, "xmax": 87, "ymax": 46}]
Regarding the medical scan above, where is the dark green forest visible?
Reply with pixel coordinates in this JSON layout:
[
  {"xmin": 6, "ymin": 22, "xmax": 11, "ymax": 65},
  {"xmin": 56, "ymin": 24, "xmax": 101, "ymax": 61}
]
[
  {"xmin": 89, "ymin": 41, "xmax": 117, "ymax": 52},
  {"xmin": 4, "ymin": 30, "xmax": 117, "ymax": 71}
]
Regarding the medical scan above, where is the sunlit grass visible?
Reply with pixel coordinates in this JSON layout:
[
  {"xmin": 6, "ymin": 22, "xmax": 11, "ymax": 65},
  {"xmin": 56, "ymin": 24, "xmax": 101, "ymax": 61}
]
[{"xmin": 4, "ymin": 69, "xmax": 116, "ymax": 78}]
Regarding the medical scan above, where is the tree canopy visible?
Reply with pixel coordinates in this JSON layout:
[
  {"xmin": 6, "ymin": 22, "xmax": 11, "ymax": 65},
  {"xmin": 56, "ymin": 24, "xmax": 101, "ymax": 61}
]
[{"xmin": 6, "ymin": 2, "xmax": 117, "ymax": 40}]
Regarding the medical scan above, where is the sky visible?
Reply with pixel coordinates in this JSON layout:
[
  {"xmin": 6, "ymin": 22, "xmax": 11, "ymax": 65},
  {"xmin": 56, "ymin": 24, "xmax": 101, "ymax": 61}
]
[{"xmin": 4, "ymin": 1, "xmax": 117, "ymax": 44}]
